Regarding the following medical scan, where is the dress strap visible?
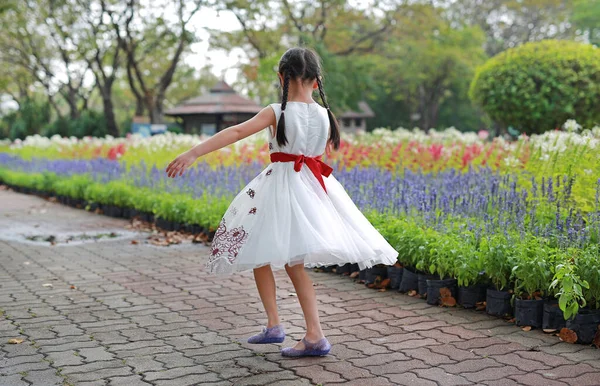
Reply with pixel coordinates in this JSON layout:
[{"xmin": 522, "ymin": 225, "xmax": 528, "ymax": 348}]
[{"xmin": 270, "ymin": 152, "xmax": 333, "ymax": 193}]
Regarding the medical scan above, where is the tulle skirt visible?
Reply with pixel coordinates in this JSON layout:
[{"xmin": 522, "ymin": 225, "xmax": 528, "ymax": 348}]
[{"xmin": 205, "ymin": 162, "xmax": 399, "ymax": 275}]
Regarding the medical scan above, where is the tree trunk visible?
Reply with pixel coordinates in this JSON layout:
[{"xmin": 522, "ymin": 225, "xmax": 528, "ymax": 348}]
[
  {"xmin": 101, "ymin": 91, "xmax": 119, "ymax": 137},
  {"xmin": 47, "ymin": 94, "xmax": 63, "ymax": 120},
  {"xmin": 66, "ymin": 88, "xmax": 80, "ymax": 120}
]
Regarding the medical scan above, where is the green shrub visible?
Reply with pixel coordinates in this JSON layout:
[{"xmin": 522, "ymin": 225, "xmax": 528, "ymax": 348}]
[
  {"xmin": 42, "ymin": 110, "xmax": 108, "ymax": 138},
  {"xmin": 1, "ymin": 98, "xmax": 51, "ymax": 140},
  {"xmin": 470, "ymin": 40, "xmax": 600, "ymax": 134}
]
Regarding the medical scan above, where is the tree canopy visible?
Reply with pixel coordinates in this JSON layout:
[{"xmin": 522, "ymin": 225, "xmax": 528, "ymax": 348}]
[{"xmin": 0, "ymin": 0, "xmax": 595, "ymax": 139}]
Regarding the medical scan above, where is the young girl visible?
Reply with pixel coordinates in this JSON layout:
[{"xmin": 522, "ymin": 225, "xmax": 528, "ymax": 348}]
[{"xmin": 166, "ymin": 47, "xmax": 398, "ymax": 357}]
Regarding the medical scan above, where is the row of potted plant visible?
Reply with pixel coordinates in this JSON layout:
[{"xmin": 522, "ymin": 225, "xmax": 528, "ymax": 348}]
[
  {"xmin": 2, "ymin": 167, "xmax": 598, "ymax": 346},
  {"xmin": 0, "ymin": 169, "xmax": 226, "ymax": 237},
  {"xmin": 361, "ymin": 214, "xmax": 600, "ymax": 345}
]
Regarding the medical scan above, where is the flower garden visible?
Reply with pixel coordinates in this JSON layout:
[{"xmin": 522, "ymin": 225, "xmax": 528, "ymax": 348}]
[{"xmin": 0, "ymin": 123, "xmax": 599, "ymax": 346}]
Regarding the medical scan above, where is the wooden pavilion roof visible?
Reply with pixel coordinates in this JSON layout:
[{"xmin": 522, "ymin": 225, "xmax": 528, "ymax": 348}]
[{"xmin": 165, "ymin": 81, "xmax": 262, "ymax": 116}]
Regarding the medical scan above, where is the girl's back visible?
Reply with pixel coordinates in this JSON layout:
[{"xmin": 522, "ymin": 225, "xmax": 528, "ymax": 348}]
[{"xmin": 269, "ymin": 102, "xmax": 329, "ymax": 157}]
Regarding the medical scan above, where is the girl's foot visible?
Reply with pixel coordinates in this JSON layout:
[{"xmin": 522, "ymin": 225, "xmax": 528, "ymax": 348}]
[
  {"xmin": 247, "ymin": 324, "xmax": 286, "ymax": 344},
  {"xmin": 281, "ymin": 336, "xmax": 331, "ymax": 357}
]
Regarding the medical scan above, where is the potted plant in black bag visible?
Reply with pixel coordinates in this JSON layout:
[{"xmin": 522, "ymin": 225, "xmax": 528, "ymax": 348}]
[
  {"xmin": 482, "ymin": 235, "xmax": 515, "ymax": 317},
  {"xmin": 511, "ymin": 240, "xmax": 554, "ymax": 329}
]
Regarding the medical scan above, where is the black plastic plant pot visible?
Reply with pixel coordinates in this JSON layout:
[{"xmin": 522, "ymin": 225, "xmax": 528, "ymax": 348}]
[
  {"xmin": 129, "ymin": 209, "xmax": 139, "ymax": 219},
  {"xmin": 366, "ymin": 265, "xmax": 388, "ymax": 284},
  {"xmin": 426, "ymin": 278, "xmax": 457, "ymax": 305},
  {"xmin": 515, "ymin": 298, "xmax": 544, "ymax": 328},
  {"xmin": 387, "ymin": 266, "xmax": 403, "ymax": 289},
  {"xmin": 156, "ymin": 217, "xmax": 170, "ymax": 231},
  {"xmin": 486, "ymin": 289, "xmax": 513, "ymax": 317},
  {"xmin": 458, "ymin": 284, "xmax": 487, "ymax": 309},
  {"xmin": 398, "ymin": 267, "xmax": 419, "ymax": 293},
  {"xmin": 336, "ymin": 263, "xmax": 352, "ymax": 275},
  {"xmin": 113, "ymin": 206, "xmax": 124, "ymax": 218},
  {"xmin": 542, "ymin": 300, "xmax": 566, "ymax": 330},
  {"xmin": 566, "ymin": 308, "xmax": 600, "ymax": 345},
  {"xmin": 418, "ymin": 273, "xmax": 438, "ymax": 297},
  {"xmin": 358, "ymin": 269, "xmax": 367, "ymax": 282},
  {"xmin": 350, "ymin": 263, "xmax": 360, "ymax": 273}
]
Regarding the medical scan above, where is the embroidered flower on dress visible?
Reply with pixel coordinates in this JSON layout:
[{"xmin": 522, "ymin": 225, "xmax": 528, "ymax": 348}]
[
  {"xmin": 266, "ymin": 169, "xmax": 272, "ymax": 176},
  {"xmin": 208, "ymin": 219, "xmax": 249, "ymax": 265},
  {"xmin": 247, "ymin": 188, "xmax": 255, "ymax": 198},
  {"xmin": 229, "ymin": 207, "xmax": 238, "ymax": 216},
  {"xmin": 269, "ymin": 142, "xmax": 273, "ymax": 150},
  {"xmin": 249, "ymin": 207, "xmax": 257, "ymax": 215}
]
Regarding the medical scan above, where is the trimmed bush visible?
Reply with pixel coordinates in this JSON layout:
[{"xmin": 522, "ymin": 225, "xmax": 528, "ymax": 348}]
[{"xmin": 470, "ymin": 40, "xmax": 600, "ymax": 134}]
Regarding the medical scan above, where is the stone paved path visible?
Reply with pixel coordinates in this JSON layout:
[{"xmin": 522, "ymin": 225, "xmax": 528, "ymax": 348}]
[{"xmin": 0, "ymin": 190, "xmax": 599, "ymax": 386}]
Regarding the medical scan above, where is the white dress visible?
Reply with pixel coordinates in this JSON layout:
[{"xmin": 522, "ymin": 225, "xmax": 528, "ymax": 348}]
[{"xmin": 205, "ymin": 102, "xmax": 399, "ymax": 275}]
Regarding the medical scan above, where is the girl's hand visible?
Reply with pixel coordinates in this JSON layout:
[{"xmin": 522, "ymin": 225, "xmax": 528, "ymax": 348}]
[{"xmin": 166, "ymin": 150, "xmax": 197, "ymax": 178}]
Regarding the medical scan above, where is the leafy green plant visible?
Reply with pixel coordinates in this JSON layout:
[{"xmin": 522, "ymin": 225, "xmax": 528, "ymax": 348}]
[
  {"xmin": 480, "ymin": 234, "xmax": 515, "ymax": 291},
  {"xmin": 511, "ymin": 237, "xmax": 555, "ymax": 299},
  {"xmin": 550, "ymin": 260, "xmax": 589, "ymax": 320},
  {"xmin": 575, "ymin": 244, "xmax": 600, "ymax": 310},
  {"xmin": 452, "ymin": 240, "xmax": 485, "ymax": 287}
]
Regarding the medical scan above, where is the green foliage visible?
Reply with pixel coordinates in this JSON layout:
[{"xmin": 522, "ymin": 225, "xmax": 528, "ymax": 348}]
[
  {"xmin": 470, "ymin": 40, "xmax": 600, "ymax": 134},
  {"xmin": 42, "ymin": 110, "xmax": 108, "ymax": 138},
  {"xmin": 510, "ymin": 237, "xmax": 555, "ymax": 298},
  {"xmin": 480, "ymin": 235, "xmax": 516, "ymax": 291},
  {"xmin": 575, "ymin": 245, "xmax": 600, "ymax": 309},
  {"xmin": 551, "ymin": 260, "xmax": 589, "ymax": 320},
  {"xmin": 1, "ymin": 98, "xmax": 51, "ymax": 140},
  {"xmin": 572, "ymin": 0, "xmax": 600, "ymax": 46}
]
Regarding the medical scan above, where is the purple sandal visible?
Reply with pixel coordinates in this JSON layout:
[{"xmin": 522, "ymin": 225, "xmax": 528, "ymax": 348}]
[
  {"xmin": 247, "ymin": 324, "xmax": 286, "ymax": 344},
  {"xmin": 281, "ymin": 337, "xmax": 331, "ymax": 357}
]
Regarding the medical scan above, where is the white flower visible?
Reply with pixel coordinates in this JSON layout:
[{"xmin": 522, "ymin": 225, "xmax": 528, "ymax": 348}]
[
  {"xmin": 503, "ymin": 156, "xmax": 520, "ymax": 167},
  {"xmin": 563, "ymin": 119, "xmax": 581, "ymax": 133}
]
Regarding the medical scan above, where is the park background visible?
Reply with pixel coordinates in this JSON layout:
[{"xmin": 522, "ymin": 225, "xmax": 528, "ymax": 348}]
[
  {"xmin": 1, "ymin": 0, "xmax": 600, "ymax": 347},
  {"xmin": 1, "ymin": 0, "xmax": 599, "ymax": 138}
]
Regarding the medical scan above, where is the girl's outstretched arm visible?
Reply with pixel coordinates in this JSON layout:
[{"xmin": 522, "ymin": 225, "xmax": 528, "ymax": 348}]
[{"xmin": 166, "ymin": 107, "xmax": 276, "ymax": 178}]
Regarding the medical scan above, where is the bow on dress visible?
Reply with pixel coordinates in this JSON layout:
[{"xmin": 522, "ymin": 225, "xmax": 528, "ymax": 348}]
[{"xmin": 270, "ymin": 152, "xmax": 333, "ymax": 193}]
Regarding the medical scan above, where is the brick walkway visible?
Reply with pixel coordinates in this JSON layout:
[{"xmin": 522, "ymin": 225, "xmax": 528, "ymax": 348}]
[{"xmin": 0, "ymin": 190, "xmax": 599, "ymax": 386}]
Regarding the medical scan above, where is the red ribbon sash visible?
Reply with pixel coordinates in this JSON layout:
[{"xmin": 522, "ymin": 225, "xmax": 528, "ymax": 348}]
[{"xmin": 270, "ymin": 152, "xmax": 333, "ymax": 193}]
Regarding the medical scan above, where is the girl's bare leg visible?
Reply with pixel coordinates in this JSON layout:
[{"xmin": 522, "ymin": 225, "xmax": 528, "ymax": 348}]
[
  {"xmin": 284, "ymin": 263, "xmax": 325, "ymax": 348},
  {"xmin": 253, "ymin": 265, "xmax": 281, "ymax": 328}
]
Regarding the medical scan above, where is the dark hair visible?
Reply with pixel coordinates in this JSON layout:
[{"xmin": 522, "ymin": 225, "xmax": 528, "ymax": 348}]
[{"xmin": 276, "ymin": 47, "xmax": 340, "ymax": 150}]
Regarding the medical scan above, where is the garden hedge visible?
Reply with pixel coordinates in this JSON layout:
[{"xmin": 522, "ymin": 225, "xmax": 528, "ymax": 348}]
[{"xmin": 470, "ymin": 40, "xmax": 600, "ymax": 134}]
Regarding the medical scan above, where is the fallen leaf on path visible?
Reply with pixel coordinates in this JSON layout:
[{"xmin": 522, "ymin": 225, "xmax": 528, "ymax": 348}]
[
  {"xmin": 379, "ymin": 278, "xmax": 391, "ymax": 289},
  {"xmin": 522, "ymin": 326, "xmax": 532, "ymax": 332},
  {"xmin": 408, "ymin": 290, "xmax": 418, "ymax": 297},
  {"xmin": 507, "ymin": 318, "xmax": 516, "ymax": 323},
  {"xmin": 378, "ymin": 288, "xmax": 387, "ymax": 292},
  {"xmin": 42, "ymin": 283, "xmax": 53, "ymax": 288},
  {"xmin": 70, "ymin": 285, "xmax": 76, "ymax": 290},
  {"xmin": 542, "ymin": 329, "xmax": 556, "ymax": 334},
  {"xmin": 349, "ymin": 271, "xmax": 359, "ymax": 279},
  {"xmin": 441, "ymin": 297, "xmax": 456, "ymax": 307},
  {"xmin": 475, "ymin": 301, "xmax": 486, "ymax": 311},
  {"xmin": 8, "ymin": 338, "xmax": 24, "ymax": 344},
  {"xmin": 559, "ymin": 328, "xmax": 577, "ymax": 343},
  {"xmin": 130, "ymin": 240, "xmax": 139, "ymax": 245},
  {"xmin": 288, "ymin": 292, "xmax": 297, "ymax": 297}
]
